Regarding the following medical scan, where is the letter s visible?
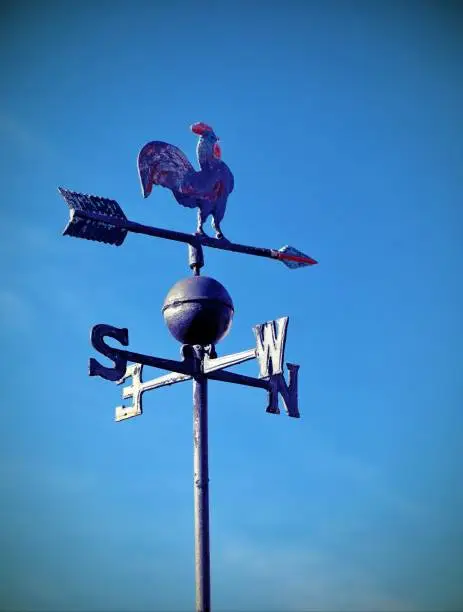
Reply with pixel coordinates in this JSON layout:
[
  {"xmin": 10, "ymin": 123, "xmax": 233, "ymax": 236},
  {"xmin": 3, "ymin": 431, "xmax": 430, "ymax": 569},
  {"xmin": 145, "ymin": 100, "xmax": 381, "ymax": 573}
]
[{"xmin": 89, "ymin": 324, "xmax": 128, "ymax": 382}]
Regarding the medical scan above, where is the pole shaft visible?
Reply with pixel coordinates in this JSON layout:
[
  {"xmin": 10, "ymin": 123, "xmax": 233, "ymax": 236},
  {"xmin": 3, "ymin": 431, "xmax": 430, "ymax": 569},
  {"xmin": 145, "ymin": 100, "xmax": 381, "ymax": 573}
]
[{"xmin": 193, "ymin": 373, "xmax": 211, "ymax": 612}]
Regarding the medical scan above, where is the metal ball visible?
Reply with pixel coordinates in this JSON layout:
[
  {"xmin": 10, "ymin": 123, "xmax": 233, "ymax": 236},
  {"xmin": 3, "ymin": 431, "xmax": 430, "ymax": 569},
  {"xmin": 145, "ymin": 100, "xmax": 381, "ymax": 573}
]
[{"xmin": 162, "ymin": 276, "xmax": 234, "ymax": 346}]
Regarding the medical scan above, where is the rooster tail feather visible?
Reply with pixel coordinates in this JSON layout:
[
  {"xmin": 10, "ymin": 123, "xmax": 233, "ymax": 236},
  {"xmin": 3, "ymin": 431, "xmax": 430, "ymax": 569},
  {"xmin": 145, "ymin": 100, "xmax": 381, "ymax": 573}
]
[
  {"xmin": 138, "ymin": 162, "xmax": 153, "ymax": 198},
  {"xmin": 137, "ymin": 140, "xmax": 195, "ymax": 198}
]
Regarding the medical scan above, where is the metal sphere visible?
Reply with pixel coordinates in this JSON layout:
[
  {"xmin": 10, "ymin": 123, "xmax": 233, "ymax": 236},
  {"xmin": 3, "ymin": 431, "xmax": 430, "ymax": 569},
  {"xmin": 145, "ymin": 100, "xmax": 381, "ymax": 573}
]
[{"xmin": 162, "ymin": 276, "xmax": 234, "ymax": 346}]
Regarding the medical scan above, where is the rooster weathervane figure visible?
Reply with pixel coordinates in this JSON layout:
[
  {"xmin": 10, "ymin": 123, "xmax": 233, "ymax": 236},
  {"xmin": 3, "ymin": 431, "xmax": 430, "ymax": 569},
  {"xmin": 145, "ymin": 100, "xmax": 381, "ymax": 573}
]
[{"xmin": 138, "ymin": 122, "xmax": 234, "ymax": 240}]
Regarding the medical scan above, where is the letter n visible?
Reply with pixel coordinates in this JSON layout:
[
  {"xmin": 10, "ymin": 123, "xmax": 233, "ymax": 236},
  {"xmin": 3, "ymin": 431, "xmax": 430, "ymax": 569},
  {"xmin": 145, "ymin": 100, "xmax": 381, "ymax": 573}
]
[{"xmin": 266, "ymin": 364, "xmax": 300, "ymax": 418}]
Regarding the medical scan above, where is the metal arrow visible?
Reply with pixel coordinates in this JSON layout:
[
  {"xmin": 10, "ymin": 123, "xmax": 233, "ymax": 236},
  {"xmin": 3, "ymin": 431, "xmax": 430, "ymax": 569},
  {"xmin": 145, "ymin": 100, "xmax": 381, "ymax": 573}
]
[{"xmin": 59, "ymin": 188, "xmax": 318, "ymax": 268}]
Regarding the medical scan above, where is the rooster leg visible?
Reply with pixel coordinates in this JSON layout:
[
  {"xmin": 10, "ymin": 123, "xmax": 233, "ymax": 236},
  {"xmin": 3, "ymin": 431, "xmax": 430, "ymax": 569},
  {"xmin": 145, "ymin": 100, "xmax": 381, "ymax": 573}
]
[
  {"xmin": 211, "ymin": 217, "xmax": 225, "ymax": 240},
  {"xmin": 212, "ymin": 201, "xmax": 227, "ymax": 240},
  {"xmin": 195, "ymin": 209, "xmax": 208, "ymax": 236}
]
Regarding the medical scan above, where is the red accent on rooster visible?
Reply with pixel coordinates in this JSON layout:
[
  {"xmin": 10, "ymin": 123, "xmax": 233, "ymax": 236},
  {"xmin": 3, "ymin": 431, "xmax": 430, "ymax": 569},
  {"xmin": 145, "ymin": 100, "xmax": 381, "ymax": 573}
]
[
  {"xmin": 213, "ymin": 142, "xmax": 222, "ymax": 159},
  {"xmin": 191, "ymin": 122, "xmax": 214, "ymax": 135}
]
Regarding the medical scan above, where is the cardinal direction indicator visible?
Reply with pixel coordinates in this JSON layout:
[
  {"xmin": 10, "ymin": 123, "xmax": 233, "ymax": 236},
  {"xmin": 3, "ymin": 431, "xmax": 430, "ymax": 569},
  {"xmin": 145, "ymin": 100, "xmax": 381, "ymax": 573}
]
[
  {"xmin": 115, "ymin": 365, "xmax": 192, "ymax": 422},
  {"xmin": 89, "ymin": 323, "xmax": 199, "ymax": 383},
  {"xmin": 90, "ymin": 318, "xmax": 300, "ymax": 422},
  {"xmin": 114, "ymin": 347, "xmax": 258, "ymax": 422},
  {"xmin": 266, "ymin": 363, "xmax": 300, "ymax": 418},
  {"xmin": 253, "ymin": 316, "xmax": 300, "ymax": 418},
  {"xmin": 58, "ymin": 188, "xmax": 318, "ymax": 268},
  {"xmin": 254, "ymin": 316, "xmax": 289, "ymax": 378}
]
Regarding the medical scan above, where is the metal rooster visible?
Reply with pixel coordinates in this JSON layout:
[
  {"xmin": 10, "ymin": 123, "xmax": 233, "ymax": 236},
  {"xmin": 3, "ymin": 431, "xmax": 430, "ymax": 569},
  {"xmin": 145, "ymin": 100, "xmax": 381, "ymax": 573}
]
[{"xmin": 137, "ymin": 122, "xmax": 234, "ymax": 239}]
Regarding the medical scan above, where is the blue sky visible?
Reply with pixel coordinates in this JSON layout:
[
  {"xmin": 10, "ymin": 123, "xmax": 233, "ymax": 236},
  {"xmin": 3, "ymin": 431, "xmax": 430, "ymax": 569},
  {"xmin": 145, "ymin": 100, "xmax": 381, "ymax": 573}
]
[{"xmin": 0, "ymin": 1, "xmax": 462, "ymax": 610}]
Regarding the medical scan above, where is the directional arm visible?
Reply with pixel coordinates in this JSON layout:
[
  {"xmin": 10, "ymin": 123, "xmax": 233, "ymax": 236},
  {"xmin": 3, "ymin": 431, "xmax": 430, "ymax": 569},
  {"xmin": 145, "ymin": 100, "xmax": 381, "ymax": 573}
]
[
  {"xmin": 203, "ymin": 348, "xmax": 256, "ymax": 373},
  {"xmin": 59, "ymin": 188, "xmax": 318, "ymax": 268},
  {"xmin": 204, "ymin": 368, "xmax": 270, "ymax": 390},
  {"xmin": 113, "ymin": 347, "xmax": 259, "ymax": 421},
  {"xmin": 122, "ymin": 349, "xmax": 198, "ymax": 376}
]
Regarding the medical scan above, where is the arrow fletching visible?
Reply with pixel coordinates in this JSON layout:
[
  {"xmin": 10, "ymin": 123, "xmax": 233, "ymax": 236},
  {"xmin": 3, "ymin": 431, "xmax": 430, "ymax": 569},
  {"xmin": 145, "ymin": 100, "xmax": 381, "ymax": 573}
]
[
  {"xmin": 275, "ymin": 245, "xmax": 318, "ymax": 268},
  {"xmin": 59, "ymin": 188, "xmax": 128, "ymax": 246}
]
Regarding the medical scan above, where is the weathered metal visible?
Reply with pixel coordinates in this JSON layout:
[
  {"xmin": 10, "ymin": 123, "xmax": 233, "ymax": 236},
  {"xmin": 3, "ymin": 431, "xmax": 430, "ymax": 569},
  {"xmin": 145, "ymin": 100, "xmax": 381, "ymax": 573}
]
[
  {"xmin": 90, "ymin": 319, "xmax": 300, "ymax": 417},
  {"xmin": 89, "ymin": 323, "xmax": 129, "ymax": 381},
  {"xmin": 114, "ymin": 348, "xmax": 257, "ymax": 421},
  {"xmin": 59, "ymin": 120, "xmax": 313, "ymax": 612},
  {"xmin": 203, "ymin": 347, "xmax": 256, "ymax": 373},
  {"xmin": 189, "ymin": 243, "xmax": 205, "ymax": 275},
  {"xmin": 162, "ymin": 277, "xmax": 234, "ymax": 346},
  {"xmin": 59, "ymin": 187, "xmax": 128, "ymax": 246},
  {"xmin": 192, "ymin": 348, "xmax": 211, "ymax": 612},
  {"xmin": 115, "ymin": 365, "xmax": 191, "ymax": 421},
  {"xmin": 266, "ymin": 363, "xmax": 300, "ymax": 418},
  {"xmin": 253, "ymin": 317, "xmax": 300, "ymax": 417},
  {"xmin": 88, "ymin": 311, "xmax": 301, "ymax": 612},
  {"xmin": 138, "ymin": 122, "xmax": 234, "ymax": 239},
  {"xmin": 253, "ymin": 317, "xmax": 289, "ymax": 378},
  {"xmin": 89, "ymin": 323, "xmax": 198, "ymax": 382},
  {"xmin": 59, "ymin": 191, "xmax": 318, "ymax": 268},
  {"xmin": 204, "ymin": 368, "xmax": 270, "ymax": 391}
]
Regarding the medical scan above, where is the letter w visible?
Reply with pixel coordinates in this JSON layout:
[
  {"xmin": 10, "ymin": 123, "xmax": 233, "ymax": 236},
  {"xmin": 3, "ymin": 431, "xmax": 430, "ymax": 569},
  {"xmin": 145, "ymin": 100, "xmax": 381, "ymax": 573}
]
[{"xmin": 253, "ymin": 317, "xmax": 289, "ymax": 378}]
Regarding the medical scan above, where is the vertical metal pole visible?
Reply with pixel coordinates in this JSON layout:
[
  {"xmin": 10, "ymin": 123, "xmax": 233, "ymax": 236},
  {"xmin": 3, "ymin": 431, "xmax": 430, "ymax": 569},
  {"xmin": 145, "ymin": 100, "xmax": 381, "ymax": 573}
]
[
  {"xmin": 193, "ymin": 365, "xmax": 211, "ymax": 612},
  {"xmin": 190, "ymin": 241, "xmax": 210, "ymax": 610}
]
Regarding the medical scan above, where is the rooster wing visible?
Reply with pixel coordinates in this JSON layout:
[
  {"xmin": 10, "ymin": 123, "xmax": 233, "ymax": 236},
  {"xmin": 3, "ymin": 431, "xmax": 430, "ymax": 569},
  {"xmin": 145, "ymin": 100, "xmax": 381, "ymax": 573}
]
[{"xmin": 138, "ymin": 141, "xmax": 196, "ymax": 201}]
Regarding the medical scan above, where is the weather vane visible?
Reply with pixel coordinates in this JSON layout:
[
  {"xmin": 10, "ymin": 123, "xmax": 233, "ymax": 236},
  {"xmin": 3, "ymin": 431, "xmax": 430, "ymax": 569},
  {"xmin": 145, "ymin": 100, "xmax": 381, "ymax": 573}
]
[{"xmin": 59, "ymin": 122, "xmax": 318, "ymax": 612}]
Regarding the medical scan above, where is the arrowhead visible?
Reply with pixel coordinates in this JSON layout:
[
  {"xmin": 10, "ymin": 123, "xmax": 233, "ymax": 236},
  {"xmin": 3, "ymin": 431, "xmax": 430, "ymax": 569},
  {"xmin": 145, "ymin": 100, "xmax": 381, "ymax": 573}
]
[{"xmin": 276, "ymin": 245, "xmax": 318, "ymax": 268}]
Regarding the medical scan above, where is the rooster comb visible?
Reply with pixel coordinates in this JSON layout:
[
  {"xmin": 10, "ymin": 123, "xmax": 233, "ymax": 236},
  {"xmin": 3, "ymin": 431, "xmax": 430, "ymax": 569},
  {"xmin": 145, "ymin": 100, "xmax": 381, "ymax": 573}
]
[{"xmin": 191, "ymin": 122, "xmax": 215, "ymax": 136}]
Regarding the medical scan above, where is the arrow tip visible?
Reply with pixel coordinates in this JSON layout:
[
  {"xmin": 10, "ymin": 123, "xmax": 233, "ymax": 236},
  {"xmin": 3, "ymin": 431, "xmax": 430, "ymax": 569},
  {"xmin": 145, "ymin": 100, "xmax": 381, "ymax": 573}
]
[{"xmin": 276, "ymin": 245, "xmax": 318, "ymax": 268}]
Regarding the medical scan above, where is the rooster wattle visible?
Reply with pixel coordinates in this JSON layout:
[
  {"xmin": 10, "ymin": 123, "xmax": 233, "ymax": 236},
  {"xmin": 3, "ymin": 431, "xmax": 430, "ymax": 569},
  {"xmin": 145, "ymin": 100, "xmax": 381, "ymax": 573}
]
[{"xmin": 137, "ymin": 122, "xmax": 234, "ymax": 239}]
